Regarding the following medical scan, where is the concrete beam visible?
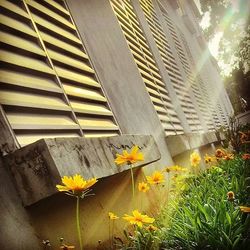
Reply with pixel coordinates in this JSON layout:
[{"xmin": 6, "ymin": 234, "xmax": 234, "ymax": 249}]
[
  {"xmin": 166, "ymin": 131, "xmax": 218, "ymax": 157},
  {"xmin": 4, "ymin": 135, "xmax": 161, "ymax": 206}
]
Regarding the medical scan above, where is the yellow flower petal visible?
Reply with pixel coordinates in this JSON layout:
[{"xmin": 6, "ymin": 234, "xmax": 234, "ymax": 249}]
[
  {"xmin": 108, "ymin": 212, "xmax": 119, "ymax": 220},
  {"xmin": 123, "ymin": 210, "xmax": 155, "ymax": 228},
  {"xmin": 190, "ymin": 152, "xmax": 201, "ymax": 167},
  {"xmin": 138, "ymin": 182, "xmax": 149, "ymax": 192},
  {"xmin": 146, "ymin": 171, "xmax": 165, "ymax": 185},
  {"xmin": 56, "ymin": 174, "xmax": 98, "ymax": 194},
  {"xmin": 114, "ymin": 145, "xmax": 144, "ymax": 165},
  {"xmin": 240, "ymin": 206, "xmax": 250, "ymax": 213}
]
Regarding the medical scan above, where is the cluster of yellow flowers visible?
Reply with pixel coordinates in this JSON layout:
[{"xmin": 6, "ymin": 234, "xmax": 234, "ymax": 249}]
[{"xmin": 55, "ymin": 144, "xmax": 250, "ymax": 249}]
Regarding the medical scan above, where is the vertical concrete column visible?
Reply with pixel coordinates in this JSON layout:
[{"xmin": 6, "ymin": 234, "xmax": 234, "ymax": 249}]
[
  {"xmin": 152, "ymin": 0, "xmax": 209, "ymax": 132},
  {"xmin": 131, "ymin": 0, "xmax": 191, "ymax": 133},
  {"xmin": 0, "ymin": 107, "xmax": 41, "ymax": 249},
  {"xmin": 66, "ymin": 0, "xmax": 173, "ymax": 165}
]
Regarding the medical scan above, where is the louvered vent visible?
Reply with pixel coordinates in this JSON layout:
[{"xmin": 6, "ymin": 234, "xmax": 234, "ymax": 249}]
[
  {"xmin": 139, "ymin": 0, "xmax": 203, "ymax": 132},
  {"xmin": 0, "ymin": 0, "xmax": 119, "ymax": 147},
  {"xmin": 177, "ymin": 29, "xmax": 223, "ymax": 129},
  {"xmin": 110, "ymin": 0, "xmax": 184, "ymax": 135},
  {"xmin": 160, "ymin": 7, "xmax": 215, "ymax": 131}
]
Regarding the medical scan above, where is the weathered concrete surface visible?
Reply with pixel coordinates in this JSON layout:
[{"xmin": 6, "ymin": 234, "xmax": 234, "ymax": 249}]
[
  {"xmin": 66, "ymin": 0, "xmax": 174, "ymax": 167},
  {"xmin": 166, "ymin": 132, "xmax": 218, "ymax": 157},
  {"xmin": 0, "ymin": 157, "xmax": 41, "ymax": 250},
  {"xmin": 237, "ymin": 111, "xmax": 250, "ymax": 125},
  {"xmin": 4, "ymin": 135, "xmax": 161, "ymax": 206}
]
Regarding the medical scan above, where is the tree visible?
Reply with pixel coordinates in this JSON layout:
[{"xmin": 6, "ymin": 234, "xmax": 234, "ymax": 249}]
[{"xmin": 200, "ymin": 0, "xmax": 250, "ymax": 113}]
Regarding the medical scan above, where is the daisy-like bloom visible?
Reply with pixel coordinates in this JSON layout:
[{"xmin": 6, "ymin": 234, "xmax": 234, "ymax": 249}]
[
  {"xmin": 215, "ymin": 148, "xmax": 226, "ymax": 158},
  {"xmin": 123, "ymin": 210, "xmax": 155, "ymax": 228},
  {"xmin": 190, "ymin": 151, "xmax": 201, "ymax": 167},
  {"xmin": 223, "ymin": 153, "xmax": 234, "ymax": 160},
  {"xmin": 138, "ymin": 182, "xmax": 150, "ymax": 192},
  {"xmin": 227, "ymin": 191, "xmax": 235, "ymax": 201},
  {"xmin": 165, "ymin": 165, "xmax": 187, "ymax": 173},
  {"xmin": 146, "ymin": 225, "xmax": 158, "ymax": 232},
  {"xmin": 146, "ymin": 171, "xmax": 165, "ymax": 185},
  {"xmin": 204, "ymin": 154, "xmax": 216, "ymax": 164},
  {"xmin": 239, "ymin": 206, "xmax": 250, "ymax": 213},
  {"xmin": 242, "ymin": 154, "xmax": 250, "ymax": 160},
  {"xmin": 56, "ymin": 174, "xmax": 97, "ymax": 195},
  {"xmin": 108, "ymin": 212, "xmax": 119, "ymax": 220},
  {"xmin": 114, "ymin": 145, "xmax": 144, "ymax": 165}
]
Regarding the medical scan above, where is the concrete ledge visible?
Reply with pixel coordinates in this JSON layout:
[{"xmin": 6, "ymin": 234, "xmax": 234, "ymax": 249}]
[
  {"xmin": 166, "ymin": 132, "xmax": 218, "ymax": 157},
  {"xmin": 3, "ymin": 135, "xmax": 161, "ymax": 206},
  {"xmin": 237, "ymin": 111, "xmax": 250, "ymax": 125}
]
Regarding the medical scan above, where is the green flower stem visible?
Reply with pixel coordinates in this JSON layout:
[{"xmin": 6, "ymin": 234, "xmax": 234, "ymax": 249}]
[
  {"xmin": 76, "ymin": 196, "xmax": 83, "ymax": 250},
  {"xmin": 130, "ymin": 164, "xmax": 135, "ymax": 198}
]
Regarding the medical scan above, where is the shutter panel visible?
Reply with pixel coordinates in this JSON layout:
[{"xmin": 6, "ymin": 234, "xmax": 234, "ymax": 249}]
[
  {"xmin": 139, "ymin": 0, "xmax": 203, "ymax": 132},
  {"xmin": 110, "ymin": 0, "xmax": 184, "ymax": 135},
  {"xmin": 160, "ymin": 6, "xmax": 215, "ymax": 131},
  {"xmin": 0, "ymin": 0, "xmax": 119, "ymax": 146}
]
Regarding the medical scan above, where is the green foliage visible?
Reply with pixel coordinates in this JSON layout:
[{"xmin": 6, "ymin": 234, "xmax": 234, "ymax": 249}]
[
  {"xmin": 161, "ymin": 157, "xmax": 250, "ymax": 250},
  {"xmin": 114, "ymin": 227, "xmax": 162, "ymax": 249},
  {"xmin": 200, "ymin": 0, "xmax": 249, "ymax": 74},
  {"xmin": 117, "ymin": 156, "xmax": 250, "ymax": 250}
]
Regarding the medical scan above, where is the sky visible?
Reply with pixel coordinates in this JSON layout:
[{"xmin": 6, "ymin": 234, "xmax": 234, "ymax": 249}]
[
  {"xmin": 194, "ymin": 0, "xmax": 221, "ymax": 58},
  {"xmin": 194, "ymin": 0, "xmax": 249, "ymax": 76}
]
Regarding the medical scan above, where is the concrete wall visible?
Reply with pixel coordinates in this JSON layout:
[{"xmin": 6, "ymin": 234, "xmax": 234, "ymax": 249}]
[
  {"xmin": 66, "ymin": 0, "xmax": 174, "ymax": 168},
  {"xmin": 0, "ymin": 0, "xmax": 233, "ymax": 249},
  {"xmin": 0, "ymin": 156, "xmax": 41, "ymax": 250}
]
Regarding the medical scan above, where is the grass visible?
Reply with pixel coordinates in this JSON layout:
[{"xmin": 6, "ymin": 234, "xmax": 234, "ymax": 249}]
[{"xmin": 117, "ymin": 155, "xmax": 250, "ymax": 250}]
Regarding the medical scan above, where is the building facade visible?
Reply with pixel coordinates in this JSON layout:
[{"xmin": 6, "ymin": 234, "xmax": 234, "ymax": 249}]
[{"xmin": 0, "ymin": 0, "xmax": 233, "ymax": 249}]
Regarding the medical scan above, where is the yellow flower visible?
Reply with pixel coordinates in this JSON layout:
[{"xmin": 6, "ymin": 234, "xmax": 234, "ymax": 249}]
[
  {"xmin": 215, "ymin": 148, "xmax": 226, "ymax": 158},
  {"xmin": 227, "ymin": 191, "xmax": 235, "ymax": 201},
  {"xmin": 123, "ymin": 210, "xmax": 155, "ymax": 228},
  {"xmin": 239, "ymin": 206, "xmax": 250, "ymax": 213},
  {"xmin": 56, "ymin": 174, "xmax": 97, "ymax": 194},
  {"xmin": 223, "ymin": 153, "xmax": 234, "ymax": 160},
  {"xmin": 138, "ymin": 182, "xmax": 150, "ymax": 192},
  {"xmin": 146, "ymin": 225, "xmax": 158, "ymax": 231},
  {"xmin": 242, "ymin": 154, "xmax": 250, "ymax": 160},
  {"xmin": 146, "ymin": 171, "xmax": 165, "ymax": 185},
  {"xmin": 108, "ymin": 212, "xmax": 119, "ymax": 220},
  {"xmin": 114, "ymin": 145, "xmax": 144, "ymax": 165},
  {"xmin": 190, "ymin": 151, "xmax": 201, "ymax": 167},
  {"xmin": 166, "ymin": 165, "xmax": 187, "ymax": 172},
  {"xmin": 204, "ymin": 154, "xmax": 216, "ymax": 164}
]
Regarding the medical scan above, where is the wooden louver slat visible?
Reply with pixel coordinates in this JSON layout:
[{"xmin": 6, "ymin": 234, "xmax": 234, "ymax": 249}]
[
  {"xmin": 0, "ymin": 0, "xmax": 119, "ymax": 146},
  {"xmin": 110, "ymin": 0, "xmax": 184, "ymax": 135},
  {"xmin": 139, "ymin": 0, "xmax": 203, "ymax": 133}
]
